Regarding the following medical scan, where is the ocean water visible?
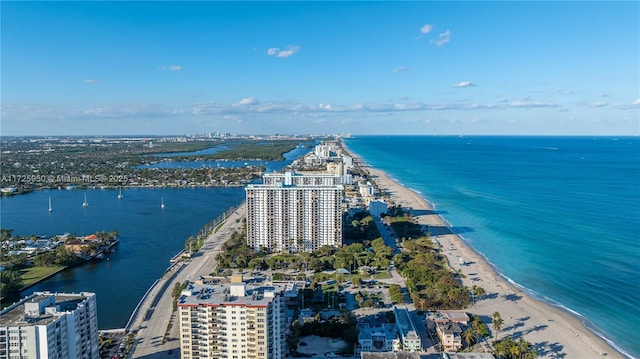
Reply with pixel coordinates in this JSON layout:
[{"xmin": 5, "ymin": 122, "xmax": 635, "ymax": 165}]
[{"xmin": 344, "ymin": 136, "xmax": 640, "ymax": 358}]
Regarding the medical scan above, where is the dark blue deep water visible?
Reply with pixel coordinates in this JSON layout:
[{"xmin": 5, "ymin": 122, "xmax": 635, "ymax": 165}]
[{"xmin": 345, "ymin": 136, "xmax": 640, "ymax": 358}]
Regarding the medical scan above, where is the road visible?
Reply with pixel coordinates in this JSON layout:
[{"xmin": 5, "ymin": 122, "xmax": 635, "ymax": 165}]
[{"xmin": 128, "ymin": 204, "xmax": 246, "ymax": 359}]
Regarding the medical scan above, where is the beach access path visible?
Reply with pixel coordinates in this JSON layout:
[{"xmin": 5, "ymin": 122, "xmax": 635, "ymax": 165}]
[
  {"xmin": 344, "ymin": 145, "xmax": 624, "ymax": 359},
  {"xmin": 127, "ymin": 203, "xmax": 246, "ymax": 359}
]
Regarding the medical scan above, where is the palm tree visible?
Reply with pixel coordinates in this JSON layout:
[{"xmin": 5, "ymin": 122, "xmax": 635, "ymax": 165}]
[
  {"xmin": 492, "ymin": 311, "xmax": 504, "ymax": 340},
  {"xmin": 517, "ymin": 338, "xmax": 531, "ymax": 359},
  {"xmin": 462, "ymin": 327, "xmax": 476, "ymax": 348},
  {"xmin": 471, "ymin": 315, "xmax": 483, "ymax": 332},
  {"xmin": 475, "ymin": 286, "xmax": 486, "ymax": 301}
]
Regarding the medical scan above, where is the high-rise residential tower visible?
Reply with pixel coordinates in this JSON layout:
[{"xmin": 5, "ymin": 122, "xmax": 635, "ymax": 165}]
[
  {"xmin": 245, "ymin": 173, "xmax": 343, "ymax": 253},
  {"xmin": 0, "ymin": 291, "xmax": 99, "ymax": 359},
  {"xmin": 177, "ymin": 277, "xmax": 287, "ymax": 359}
]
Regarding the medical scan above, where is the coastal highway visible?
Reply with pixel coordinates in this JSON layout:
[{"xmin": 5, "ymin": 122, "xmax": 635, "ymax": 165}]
[{"xmin": 128, "ymin": 204, "xmax": 246, "ymax": 359}]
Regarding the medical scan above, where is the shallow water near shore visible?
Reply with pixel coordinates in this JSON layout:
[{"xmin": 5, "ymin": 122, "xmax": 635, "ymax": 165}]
[{"xmin": 344, "ymin": 135, "xmax": 640, "ymax": 358}]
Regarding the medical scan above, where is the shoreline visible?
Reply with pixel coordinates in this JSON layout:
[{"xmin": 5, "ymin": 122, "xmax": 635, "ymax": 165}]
[{"xmin": 341, "ymin": 140, "xmax": 628, "ymax": 359}]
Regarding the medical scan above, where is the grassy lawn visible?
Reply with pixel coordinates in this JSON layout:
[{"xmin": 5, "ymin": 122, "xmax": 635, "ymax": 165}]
[
  {"xmin": 19, "ymin": 266, "xmax": 65, "ymax": 286},
  {"xmin": 373, "ymin": 271, "xmax": 392, "ymax": 279}
]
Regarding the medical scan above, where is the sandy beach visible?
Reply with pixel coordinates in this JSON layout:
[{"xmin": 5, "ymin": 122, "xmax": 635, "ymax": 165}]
[{"xmin": 342, "ymin": 142, "xmax": 625, "ymax": 359}]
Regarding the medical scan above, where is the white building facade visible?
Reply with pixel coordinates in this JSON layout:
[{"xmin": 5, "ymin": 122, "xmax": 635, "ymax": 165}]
[
  {"xmin": 393, "ymin": 306, "xmax": 422, "ymax": 352},
  {"xmin": 0, "ymin": 292, "xmax": 99, "ymax": 359},
  {"xmin": 177, "ymin": 279, "xmax": 287, "ymax": 359},
  {"xmin": 262, "ymin": 171, "xmax": 351, "ymax": 186},
  {"xmin": 246, "ymin": 177, "xmax": 343, "ymax": 253}
]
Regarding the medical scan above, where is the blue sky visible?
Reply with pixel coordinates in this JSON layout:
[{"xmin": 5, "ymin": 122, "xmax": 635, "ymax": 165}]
[{"xmin": 2, "ymin": 1, "xmax": 639, "ymax": 136}]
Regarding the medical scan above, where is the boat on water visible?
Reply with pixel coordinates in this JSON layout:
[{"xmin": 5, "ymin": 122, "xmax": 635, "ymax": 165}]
[
  {"xmin": 48, "ymin": 196, "xmax": 53, "ymax": 212},
  {"xmin": 161, "ymin": 197, "xmax": 165, "ymax": 209},
  {"xmin": 118, "ymin": 186, "xmax": 124, "ymax": 199},
  {"xmin": 83, "ymin": 193, "xmax": 89, "ymax": 207}
]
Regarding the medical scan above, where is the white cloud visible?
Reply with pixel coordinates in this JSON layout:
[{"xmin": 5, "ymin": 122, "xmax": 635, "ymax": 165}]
[
  {"xmin": 0, "ymin": 97, "xmax": 567, "ymax": 125},
  {"xmin": 431, "ymin": 30, "xmax": 451, "ymax": 46},
  {"xmin": 83, "ymin": 79, "xmax": 100, "ymax": 85},
  {"xmin": 509, "ymin": 101, "xmax": 559, "ymax": 108},
  {"xmin": 160, "ymin": 65, "xmax": 182, "ymax": 71},
  {"xmin": 392, "ymin": 66, "xmax": 409, "ymax": 73},
  {"xmin": 420, "ymin": 24, "xmax": 433, "ymax": 34},
  {"xmin": 266, "ymin": 46, "xmax": 300, "ymax": 58},
  {"xmin": 590, "ymin": 101, "xmax": 608, "ymax": 108},
  {"xmin": 233, "ymin": 98, "xmax": 258, "ymax": 107},
  {"xmin": 454, "ymin": 81, "xmax": 476, "ymax": 88},
  {"xmin": 616, "ymin": 98, "xmax": 640, "ymax": 109}
]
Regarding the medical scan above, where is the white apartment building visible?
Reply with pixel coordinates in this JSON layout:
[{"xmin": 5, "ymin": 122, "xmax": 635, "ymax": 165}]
[
  {"xmin": 0, "ymin": 291, "xmax": 99, "ymax": 359},
  {"xmin": 357, "ymin": 323, "xmax": 400, "ymax": 352},
  {"xmin": 177, "ymin": 277, "xmax": 287, "ymax": 359},
  {"xmin": 246, "ymin": 176, "xmax": 343, "ymax": 253},
  {"xmin": 314, "ymin": 143, "xmax": 338, "ymax": 159},
  {"xmin": 393, "ymin": 306, "xmax": 422, "ymax": 352},
  {"xmin": 262, "ymin": 171, "xmax": 351, "ymax": 186}
]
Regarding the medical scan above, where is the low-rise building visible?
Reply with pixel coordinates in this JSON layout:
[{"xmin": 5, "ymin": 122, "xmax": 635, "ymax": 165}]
[
  {"xmin": 435, "ymin": 321, "xmax": 463, "ymax": 352},
  {"xmin": 393, "ymin": 306, "xmax": 422, "ymax": 352},
  {"xmin": 442, "ymin": 353, "xmax": 496, "ymax": 359},
  {"xmin": 358, "ymin": 323, "xmax": 400, "ymax": 352}
]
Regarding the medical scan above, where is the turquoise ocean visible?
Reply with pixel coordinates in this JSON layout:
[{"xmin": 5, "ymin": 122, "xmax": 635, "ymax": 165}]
[{"xmin": 344, "ymin": 136, "xmax": 639, "ymax": 359}]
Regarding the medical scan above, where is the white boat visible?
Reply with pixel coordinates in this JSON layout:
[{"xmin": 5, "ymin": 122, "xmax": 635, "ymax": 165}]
[
  {"xmin": 161, "ymin": 197, "xmax": 165, "ymax": 209},
  {"xmin": 118, "ymin": 187, "xmax": 124, "ymax": 199},
  {"xmin": 83, "ymin": 193, "xmax": 89, "ymax": 207},
  {"xmin": 48, "ymin": 196, "xmax": 53, "ymax": 212}
]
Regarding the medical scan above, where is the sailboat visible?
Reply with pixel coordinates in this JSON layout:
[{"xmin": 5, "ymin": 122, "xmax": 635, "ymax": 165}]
[
  {"xmin": 118, "ymin": 186, "xmax": 124, "ymax": 199},
  {"xmin": 48, "ymin": 196, "xmax": 53, "ymax": 212},
  {"xmin": 83, "ymin": 193, "xmax": 89, "ymax": 207},
  {"xmin": 161, "ymin": 197, "xmax": 165, "ymax": 209}
]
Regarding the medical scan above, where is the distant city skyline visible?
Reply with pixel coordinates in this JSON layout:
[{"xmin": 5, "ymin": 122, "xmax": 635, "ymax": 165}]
[{"xmin": 2, "ymin": 1, "xmax": 638, "ymax": 136}]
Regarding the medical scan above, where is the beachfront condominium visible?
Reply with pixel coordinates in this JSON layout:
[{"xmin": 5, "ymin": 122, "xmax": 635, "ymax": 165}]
[
  {"xmin": 0, "ymin": 291, "xmax": 99, "ymax": 359},
  {"xmin": 177, "ymin": 277, "xmax": 287, "ymax": 359},
  {"xmin": 245, "ymin": 173, "xmax": 343, "ymax": 253},
  {"xmin": 262, "ymin": 171, "xmax": 351, "ymax": 186}
]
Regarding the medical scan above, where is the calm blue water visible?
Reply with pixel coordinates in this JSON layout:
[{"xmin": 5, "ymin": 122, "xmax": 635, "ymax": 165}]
[
  {"xmin": 0, "ymin": 187, "xmax": 245, "ymax": 328},
  {"xmin": 0, "ymin": 145, "xmax": 308, "ymax": 329},
  {"xmin": 344, "ymin": 136, "xmax": 640, "ymax": 359}
]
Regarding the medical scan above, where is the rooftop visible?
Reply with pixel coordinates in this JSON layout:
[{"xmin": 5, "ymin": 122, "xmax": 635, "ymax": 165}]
[
  {"xmin": 436, "ymin": 321, "xmax": 463, "ymax": 335},
  {"xmin": 0, "ymin": 292, "xmax": 94, "ymax": 327},
  {"xmin": 443, "ymin": 353, "xmax": 496, "ymax": 359},
  {"xmin": 178, "ymin": 281, "xmax": 288, "ymax": 307},
  {"xmin": 360, "ymin": 352, "xmax": 424, "ymax": 359},
  {"xmin": 358, "ymin": 323, "xmax": 398, "ymax": 342},
  {"xmin": 393, "ymin": 306, "xmax": 419, "ymax": 336}
]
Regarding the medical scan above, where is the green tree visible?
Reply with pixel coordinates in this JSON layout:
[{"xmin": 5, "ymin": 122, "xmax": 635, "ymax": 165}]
[
  {"xmin": 0, "ymin": 269, "xmax": 23, "ymax": 292},
  {"xmin": 492, "ymin": 311, "xmax": 504, "ymax": 340},
  {"xmin": 462, "ymin": 327, "xmax": 476, "ymax": 347}
]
